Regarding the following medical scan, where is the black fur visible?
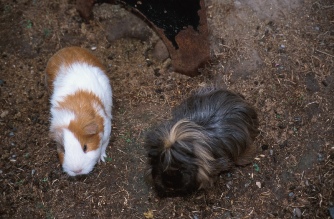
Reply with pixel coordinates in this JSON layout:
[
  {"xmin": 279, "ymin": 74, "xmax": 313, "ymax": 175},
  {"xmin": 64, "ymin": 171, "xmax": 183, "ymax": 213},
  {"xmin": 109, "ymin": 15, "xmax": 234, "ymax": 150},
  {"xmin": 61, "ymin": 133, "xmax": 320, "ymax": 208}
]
[{"xmin": 145, "ymin": 87, "xmax": 259, "ymax": 197}]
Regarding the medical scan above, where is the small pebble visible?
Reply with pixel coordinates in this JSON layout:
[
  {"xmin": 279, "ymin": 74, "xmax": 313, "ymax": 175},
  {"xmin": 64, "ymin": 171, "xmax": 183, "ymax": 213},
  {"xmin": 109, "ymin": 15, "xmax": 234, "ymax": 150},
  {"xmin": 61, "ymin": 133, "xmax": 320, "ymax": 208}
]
[
  {"xmin": 222, "ymin": 211, "xmax": 232, "ymax": 219},
  {"xmin": 289, "ymin": 192, "xmax": 294, "ymax": 197},
  {"xmin": 1, "ymin": 110, "xmax": 9, "ymax": 118},
  {"xmin": 294, "ymin": 116, "xmax": 302, "ymax": 123},
  {"xmin": 91, "ymin": 46, "xmax": 97, "ymax": 51},
  {"xmin": 329, "ymin": 206, "xmax": 334, "ymax": 219},
  {"xmin": 0, "ymin": 170, "xmax": 2, "ymax": 174},
  {"xmin": 256, "ymin": 181, "xmax": 261, "ymax": 188},
  {"xmin": 31, "ymin": 169, "xmax": 36, "ymax": 175},
  {"xmin": 293, "ymin": 207, "xmax": 302, "ymax": 217},
  {"xmin": 318, "ymin": 153, "xmax": 324, "ymax": 162},
  {"xmin": 234, "ymin": 1, "xmax": 241, "ymax": 6},
  {"xmin": 10, "ymin": 155, "xmax": 17, "ymax": 162},
  {"xmin": 226, "ymin": 181, "xmax": 233, "ymax": 189},
  {"xmin": 279, "ymin": 140, "xmax": 288, "ymax": 149},
  {"xmin": 146, "ymin": 59, "xmax": 153, "ymax": 67},
  {"xmin": 322, "ymin": 80, "xmax": 328, "ymax": 87},
  {"xmin": 9, "ymin": 132, "xmax": 14, "ymax": 137},
  {"xmin": 19, "ymin": 144, "xmax": 27, "ymax": 150},
  {"xmin": 278, "ymin": 123, "xmax": 286, "ymax": 129},
  {"xmin": 270, "ymin": 149, "xmax": 274, "ymax": 156}
]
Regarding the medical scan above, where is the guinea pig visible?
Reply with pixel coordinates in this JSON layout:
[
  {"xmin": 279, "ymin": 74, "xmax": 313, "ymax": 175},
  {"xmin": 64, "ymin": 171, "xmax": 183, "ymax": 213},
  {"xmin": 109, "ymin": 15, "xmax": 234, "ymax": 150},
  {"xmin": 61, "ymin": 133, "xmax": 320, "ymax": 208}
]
[
  {"xmin": 46, "ymin": 46, "xmax": 112, "ymax": 176},
  {"xmin": 145, "ymin": 87, "xmax": 259, "ymax": 196}
]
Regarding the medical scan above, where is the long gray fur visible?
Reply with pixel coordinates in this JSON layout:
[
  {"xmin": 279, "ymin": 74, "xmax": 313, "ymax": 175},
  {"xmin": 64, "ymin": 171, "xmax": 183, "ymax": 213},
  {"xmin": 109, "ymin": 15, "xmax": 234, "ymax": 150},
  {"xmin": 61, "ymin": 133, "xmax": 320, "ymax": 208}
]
[{"xmin": 145, "ymin": 87, "xmax": 259, "ymax": 196}]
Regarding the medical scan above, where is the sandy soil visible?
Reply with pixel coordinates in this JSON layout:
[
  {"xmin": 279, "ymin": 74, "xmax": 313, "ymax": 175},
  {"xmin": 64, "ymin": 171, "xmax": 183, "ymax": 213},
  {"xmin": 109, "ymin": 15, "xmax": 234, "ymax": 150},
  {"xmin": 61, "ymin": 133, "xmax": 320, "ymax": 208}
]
[{"xmin": 0, "ymin": 0, "xmax": 333, "ymax": 218}]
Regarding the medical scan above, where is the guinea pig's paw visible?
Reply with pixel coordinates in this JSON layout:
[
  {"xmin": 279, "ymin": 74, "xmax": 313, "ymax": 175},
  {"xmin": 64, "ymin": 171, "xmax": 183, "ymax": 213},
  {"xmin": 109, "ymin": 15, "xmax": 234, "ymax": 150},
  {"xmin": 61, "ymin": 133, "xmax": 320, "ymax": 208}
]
[{"xmin": 99, "ymin": 152, "xmax": 107, "ymax": 163}]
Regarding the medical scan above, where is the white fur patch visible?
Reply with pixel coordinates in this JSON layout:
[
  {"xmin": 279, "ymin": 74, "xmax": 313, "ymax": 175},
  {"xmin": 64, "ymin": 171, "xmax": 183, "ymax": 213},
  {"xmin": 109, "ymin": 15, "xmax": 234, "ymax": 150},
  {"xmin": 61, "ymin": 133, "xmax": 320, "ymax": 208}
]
[
  {"xmin": 62, "ymin": 129, "xmax": 101, "ymax": 176},
  {"xmin": 50, "ymin": 109, "xmax": 75, "ymax": 130},
  {"xmin": 51, "ymin": 62, "xmax": 113, "ymax": 118}
]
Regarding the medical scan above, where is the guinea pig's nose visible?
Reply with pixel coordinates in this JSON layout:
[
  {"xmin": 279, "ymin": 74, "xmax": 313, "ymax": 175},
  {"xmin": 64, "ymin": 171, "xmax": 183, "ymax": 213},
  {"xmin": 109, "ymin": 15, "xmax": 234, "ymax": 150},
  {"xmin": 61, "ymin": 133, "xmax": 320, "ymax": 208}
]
[{"xmin": 73, "ymin": 169, "xmax": 83, "ymax": 174}]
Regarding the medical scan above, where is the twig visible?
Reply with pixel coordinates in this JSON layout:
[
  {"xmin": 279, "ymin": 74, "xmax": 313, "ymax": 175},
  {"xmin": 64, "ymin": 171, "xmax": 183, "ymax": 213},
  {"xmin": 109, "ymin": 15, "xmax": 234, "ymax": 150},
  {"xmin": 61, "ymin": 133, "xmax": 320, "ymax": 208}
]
[
  {"xmin": 322, "ymin": 5, "xmax": 334, "ymax": 9},
  {"xmin": 315, "ymin": 49, "xmax": 334, "ymax": 58}
]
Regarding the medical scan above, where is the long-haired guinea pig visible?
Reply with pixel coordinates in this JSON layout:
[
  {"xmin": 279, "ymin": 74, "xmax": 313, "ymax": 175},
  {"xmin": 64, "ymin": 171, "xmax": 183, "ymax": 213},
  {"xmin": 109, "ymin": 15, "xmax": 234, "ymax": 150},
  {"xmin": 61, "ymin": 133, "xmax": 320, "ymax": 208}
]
[
  {"xmin": 145, "ymin": 87, "xmax": 259, "ymax": 196},
  {"xmin": 46, "ymin": 46, "xmax": 112, "ymax": 176}
]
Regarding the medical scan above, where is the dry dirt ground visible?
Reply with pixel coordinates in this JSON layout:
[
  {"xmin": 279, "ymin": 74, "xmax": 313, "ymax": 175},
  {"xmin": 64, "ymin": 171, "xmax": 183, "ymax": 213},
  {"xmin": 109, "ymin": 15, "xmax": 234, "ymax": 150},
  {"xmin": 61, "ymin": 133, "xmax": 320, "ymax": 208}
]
[{"xmin": 0, "ymin": 0, "xmax": 333, "ymax": 218}]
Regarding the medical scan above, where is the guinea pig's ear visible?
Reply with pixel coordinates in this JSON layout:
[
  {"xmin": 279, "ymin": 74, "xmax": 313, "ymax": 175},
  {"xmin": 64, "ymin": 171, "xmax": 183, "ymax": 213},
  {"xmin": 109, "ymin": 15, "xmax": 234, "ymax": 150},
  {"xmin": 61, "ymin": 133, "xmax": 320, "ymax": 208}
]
[{"xmin": 84, "ymin": 122, "xmax": 98, "ymax": 135}]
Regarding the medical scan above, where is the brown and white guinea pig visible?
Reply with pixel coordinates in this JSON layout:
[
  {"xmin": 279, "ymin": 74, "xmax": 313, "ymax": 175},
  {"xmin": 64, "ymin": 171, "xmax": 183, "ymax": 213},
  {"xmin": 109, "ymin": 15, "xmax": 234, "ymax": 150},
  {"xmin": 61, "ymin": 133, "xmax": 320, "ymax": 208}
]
[
  {"xmin": 46, "ymin": 46, "xmax": 112, "ymax": 176},
  {"xmin": 145, "ymin": 87, "xmax": 259, "ymax": 196}
]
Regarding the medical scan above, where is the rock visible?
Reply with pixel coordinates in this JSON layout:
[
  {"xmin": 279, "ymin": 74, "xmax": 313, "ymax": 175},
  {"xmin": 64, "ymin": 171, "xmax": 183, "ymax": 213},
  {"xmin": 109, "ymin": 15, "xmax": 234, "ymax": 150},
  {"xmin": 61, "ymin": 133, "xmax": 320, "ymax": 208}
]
[
  {"xmin": 105, "ymin": 13, "xmax": 152, "ymax": 42},
  {"xmin": 151, "ymin": 40, "xmax": 170, "ymax": 62},
  {"xmin": 256, "ymin": 181, "xmax": 261, "ymax": 188}
]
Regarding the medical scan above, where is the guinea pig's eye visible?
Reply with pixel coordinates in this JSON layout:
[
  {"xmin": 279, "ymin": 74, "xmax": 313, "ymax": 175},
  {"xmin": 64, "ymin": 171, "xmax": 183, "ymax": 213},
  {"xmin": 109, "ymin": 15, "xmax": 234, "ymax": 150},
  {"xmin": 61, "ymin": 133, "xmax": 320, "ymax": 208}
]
[{"xmin": 83, "ymin": 144, "xmax": 87, "ymax": 152}]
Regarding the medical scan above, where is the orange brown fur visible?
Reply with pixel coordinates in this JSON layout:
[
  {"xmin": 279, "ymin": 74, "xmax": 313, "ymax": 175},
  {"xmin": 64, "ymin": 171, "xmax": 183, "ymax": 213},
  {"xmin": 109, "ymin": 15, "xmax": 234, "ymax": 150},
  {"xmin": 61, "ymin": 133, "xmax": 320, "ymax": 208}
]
[
  {"xmin": 58, "ymin": 150, "xmax": 64, "ymax": 164},
  {"xmin": 56, "ymin": 91, "xmax": 104, "ymax": 151},
  {"xmin": 46, "ymin": 46, "xmax": 105, "ymax": 90}
]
